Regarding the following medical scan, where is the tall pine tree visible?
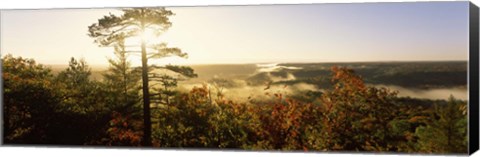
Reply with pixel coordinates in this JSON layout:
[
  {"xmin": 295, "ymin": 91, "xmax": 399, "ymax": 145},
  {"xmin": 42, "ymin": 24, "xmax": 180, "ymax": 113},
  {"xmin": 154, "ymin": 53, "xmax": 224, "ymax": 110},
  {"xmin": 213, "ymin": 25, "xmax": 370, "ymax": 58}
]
[{"xmin": 88, "ymin": 8, "xmax": 189, "ymax": 145}]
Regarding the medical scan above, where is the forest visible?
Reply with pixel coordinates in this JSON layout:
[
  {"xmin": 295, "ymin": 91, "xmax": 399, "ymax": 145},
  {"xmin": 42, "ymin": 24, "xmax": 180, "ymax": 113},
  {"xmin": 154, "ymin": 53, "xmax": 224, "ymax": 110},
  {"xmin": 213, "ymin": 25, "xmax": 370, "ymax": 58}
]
[{"xmin": 2, "ymin": 7, "xmax": 469, "ymax": 154}]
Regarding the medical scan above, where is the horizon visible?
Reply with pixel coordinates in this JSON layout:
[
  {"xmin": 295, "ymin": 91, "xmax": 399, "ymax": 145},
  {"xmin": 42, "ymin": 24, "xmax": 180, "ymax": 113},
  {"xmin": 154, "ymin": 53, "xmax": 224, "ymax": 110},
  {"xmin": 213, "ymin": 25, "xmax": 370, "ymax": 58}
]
[{"xmin": 41, "ymin": 59, "xmax": 469, "ymax": 68}]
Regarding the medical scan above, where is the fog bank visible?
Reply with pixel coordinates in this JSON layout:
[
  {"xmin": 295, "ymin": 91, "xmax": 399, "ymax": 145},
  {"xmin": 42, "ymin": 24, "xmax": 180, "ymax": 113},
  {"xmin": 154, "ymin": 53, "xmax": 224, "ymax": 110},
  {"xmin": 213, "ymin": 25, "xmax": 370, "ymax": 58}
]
[{"xmin": 374, "ymin": 85, "xmax": 468, "ymax": 100}]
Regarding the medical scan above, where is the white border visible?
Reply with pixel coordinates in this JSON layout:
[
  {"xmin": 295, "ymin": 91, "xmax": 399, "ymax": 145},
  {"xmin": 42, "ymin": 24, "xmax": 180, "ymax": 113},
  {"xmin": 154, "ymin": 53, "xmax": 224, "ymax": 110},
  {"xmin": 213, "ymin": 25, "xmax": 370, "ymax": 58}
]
[
  {"xmin": 1, "ymin": 0, "xmax": 478, "ymax": 157},
  {"xmin": 0, "ymin": 0, "xmax": 474, "ymax": 9}
]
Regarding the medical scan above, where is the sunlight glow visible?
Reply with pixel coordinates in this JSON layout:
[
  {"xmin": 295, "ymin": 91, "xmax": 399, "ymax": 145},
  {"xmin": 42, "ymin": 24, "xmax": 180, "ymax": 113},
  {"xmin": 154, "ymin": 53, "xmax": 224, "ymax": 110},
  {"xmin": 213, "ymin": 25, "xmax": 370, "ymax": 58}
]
[
  {"xmin": 140, "ymin": 29, "xmax": 162, "ymax": 44},
  {"xmin": 122, "ymin": 29, "xmax": 189, "ymax": 67}
]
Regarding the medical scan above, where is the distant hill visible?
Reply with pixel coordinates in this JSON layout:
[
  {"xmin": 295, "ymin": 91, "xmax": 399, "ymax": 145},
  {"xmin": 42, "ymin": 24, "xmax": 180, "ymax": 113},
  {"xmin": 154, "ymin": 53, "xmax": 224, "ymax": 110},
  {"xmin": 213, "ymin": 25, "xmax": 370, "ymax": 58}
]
[
  {"xmin": 46, "ymin": 64, "xmax": 108, "ymax": 81},
  {"xmin": 277, "ymin": 61, "xmax": 467, "ymax": 89},
  {"xmin": 46, "ymin": 61, "xmax": 468, "ymax": 89}
]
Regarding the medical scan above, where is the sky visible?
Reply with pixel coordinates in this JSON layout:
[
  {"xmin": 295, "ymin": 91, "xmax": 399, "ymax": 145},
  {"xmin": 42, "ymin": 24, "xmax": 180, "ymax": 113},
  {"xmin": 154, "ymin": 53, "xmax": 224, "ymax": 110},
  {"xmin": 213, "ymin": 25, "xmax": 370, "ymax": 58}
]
[{"xmin": 0, "ymin": 1, "xmax": 470, "ymax": 66}]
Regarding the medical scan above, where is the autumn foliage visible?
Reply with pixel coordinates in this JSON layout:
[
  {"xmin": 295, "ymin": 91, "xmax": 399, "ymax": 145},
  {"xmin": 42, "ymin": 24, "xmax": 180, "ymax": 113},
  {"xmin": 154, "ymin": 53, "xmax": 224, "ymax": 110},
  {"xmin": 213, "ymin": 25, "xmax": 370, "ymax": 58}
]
[{"xmin": 2, "ymin": 55, "xmax": 468, "ymax": 154}]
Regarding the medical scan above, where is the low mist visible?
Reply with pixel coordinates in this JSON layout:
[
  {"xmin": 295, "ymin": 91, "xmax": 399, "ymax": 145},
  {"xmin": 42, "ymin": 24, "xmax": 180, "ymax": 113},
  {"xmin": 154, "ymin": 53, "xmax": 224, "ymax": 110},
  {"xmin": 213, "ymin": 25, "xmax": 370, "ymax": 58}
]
[
  {"xmin": 374, "ymin": 84, "xmax": 468, "ymax": 101},
  {"xmin": 178, "ymin": 80, "xmax": 318, "ymax": 102}
]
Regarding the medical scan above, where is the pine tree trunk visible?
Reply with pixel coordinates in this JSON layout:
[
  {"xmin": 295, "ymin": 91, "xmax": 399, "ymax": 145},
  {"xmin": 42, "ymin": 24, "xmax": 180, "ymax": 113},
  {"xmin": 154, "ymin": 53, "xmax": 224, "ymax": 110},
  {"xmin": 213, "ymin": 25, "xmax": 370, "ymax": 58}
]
[
  {"xmin": 140, "ymin": 10, "xmax": 152, "ymax": 146},
  {"xmin": 141, "ymin": 40, "xmax": 152, "ymax": 146},
  {"xmin": 122, "ymin": 49, "xmax": 128, "ymax": 103}
]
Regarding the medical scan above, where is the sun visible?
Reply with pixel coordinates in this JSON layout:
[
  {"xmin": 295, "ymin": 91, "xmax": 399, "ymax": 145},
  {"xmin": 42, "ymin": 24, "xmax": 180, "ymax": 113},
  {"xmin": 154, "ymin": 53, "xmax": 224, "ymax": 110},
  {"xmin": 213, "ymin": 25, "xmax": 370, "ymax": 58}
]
[
  {"xmin": 139, "ymin": 29, "xmax": 162, "ymax": 44},
  {"xmin": 124, "ymin": 29, "xmax": 188, "ymax": 66},
  {"xmin": 125, "ymin": 29, "xmax": 163, "ymax": 48}
]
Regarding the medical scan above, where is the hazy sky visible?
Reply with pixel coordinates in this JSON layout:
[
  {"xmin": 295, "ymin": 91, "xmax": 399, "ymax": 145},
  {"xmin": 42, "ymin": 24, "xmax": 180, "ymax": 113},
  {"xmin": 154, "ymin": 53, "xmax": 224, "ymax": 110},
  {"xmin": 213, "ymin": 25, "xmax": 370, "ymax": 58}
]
[{"xmin": 0, "ymin": 2, "xmax": 469, "ymax": 66}]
